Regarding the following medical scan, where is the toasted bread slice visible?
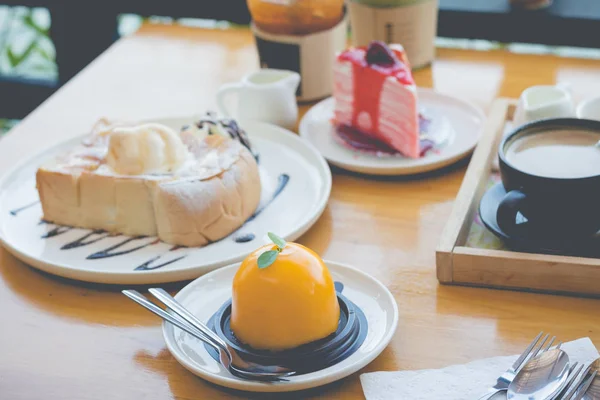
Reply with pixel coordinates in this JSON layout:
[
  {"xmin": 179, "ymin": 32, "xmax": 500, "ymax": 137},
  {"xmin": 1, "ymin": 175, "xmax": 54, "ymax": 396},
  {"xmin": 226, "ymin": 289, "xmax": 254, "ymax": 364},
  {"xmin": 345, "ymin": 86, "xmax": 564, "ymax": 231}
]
[{"xmin": 36, "ymin": 123, "xmax": 261, "ymax": 247}]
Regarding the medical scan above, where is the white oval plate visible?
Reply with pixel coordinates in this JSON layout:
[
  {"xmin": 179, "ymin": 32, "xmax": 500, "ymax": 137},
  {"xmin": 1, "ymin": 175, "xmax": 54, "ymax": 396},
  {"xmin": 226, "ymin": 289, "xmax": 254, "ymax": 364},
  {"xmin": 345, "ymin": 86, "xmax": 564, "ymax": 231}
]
[
  {"xmin": 162, "ymin": 260, "xmax": 398, "ymax": 393},
  {"xmin": 0, "ymin": 118, "xmax": 331, "ymax": 284},
  {"xmin": 299, "ymin": 88, "xmax": 485, "ymax": 175}
]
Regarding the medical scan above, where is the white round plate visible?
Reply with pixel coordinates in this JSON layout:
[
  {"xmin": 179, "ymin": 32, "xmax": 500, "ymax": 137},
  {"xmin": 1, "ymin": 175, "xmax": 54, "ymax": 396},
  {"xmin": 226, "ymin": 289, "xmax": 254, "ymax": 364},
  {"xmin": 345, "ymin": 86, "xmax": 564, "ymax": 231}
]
[
  {"xmin": 0, "ymin": 118, "xmax": 331, "ymax": 284},
  {"xmin": 299, "ymin": 88, "xmax": 485, "ymax": 175},
  {"xmin": 162, "ymin": 260, "xmax": 398, "ymax": 393}
]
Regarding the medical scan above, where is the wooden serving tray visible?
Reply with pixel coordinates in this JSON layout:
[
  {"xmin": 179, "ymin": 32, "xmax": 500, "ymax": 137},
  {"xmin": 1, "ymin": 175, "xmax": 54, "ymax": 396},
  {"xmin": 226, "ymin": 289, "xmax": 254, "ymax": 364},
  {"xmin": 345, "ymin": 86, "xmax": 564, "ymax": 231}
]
[{"xmin": 436, "ymin": 98, "xmax": 600, "ymax": 297}]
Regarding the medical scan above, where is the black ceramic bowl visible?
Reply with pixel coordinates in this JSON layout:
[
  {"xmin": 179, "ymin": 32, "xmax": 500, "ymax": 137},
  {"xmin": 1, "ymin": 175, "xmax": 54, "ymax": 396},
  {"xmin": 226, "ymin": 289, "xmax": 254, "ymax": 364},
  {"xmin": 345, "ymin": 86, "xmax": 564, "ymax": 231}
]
[
  {"xmin": 497, "ymin": 118, "xmax": 600, "ymax": 239},
  {"xmin": 204, "ymin": 288, "xmax": 368, "ymax": 375}
]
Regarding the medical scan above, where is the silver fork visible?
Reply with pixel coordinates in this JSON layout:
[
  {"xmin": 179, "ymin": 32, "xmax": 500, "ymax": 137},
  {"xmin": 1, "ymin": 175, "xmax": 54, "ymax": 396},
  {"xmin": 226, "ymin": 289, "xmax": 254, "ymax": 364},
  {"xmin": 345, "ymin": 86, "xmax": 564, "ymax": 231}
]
[
  {"xmin": 122, "ymin": 289, "xmax": 294, "ymax": 382},
  {"xmin": 476, "ymin": 332, "xmax": 559, "ymax": 400},
  {"xmin": 554, "ymin": 362, "xmax": 585, "ymax": 399},
  {"xmin": 562, "ymin": 362, "xmax": 599, "ymax": 400}
]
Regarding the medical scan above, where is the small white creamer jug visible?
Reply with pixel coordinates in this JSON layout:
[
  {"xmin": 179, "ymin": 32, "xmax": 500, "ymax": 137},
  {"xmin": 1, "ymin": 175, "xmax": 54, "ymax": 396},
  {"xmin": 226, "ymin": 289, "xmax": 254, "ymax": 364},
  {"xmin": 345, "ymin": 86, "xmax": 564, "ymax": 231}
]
[
  {"xmin": 513, "ymin": 85, "xmax": 576, "ymax": 127},
  {"xmin": 216, "ymin": 69, "xmax": 300, "ymax": 131}
]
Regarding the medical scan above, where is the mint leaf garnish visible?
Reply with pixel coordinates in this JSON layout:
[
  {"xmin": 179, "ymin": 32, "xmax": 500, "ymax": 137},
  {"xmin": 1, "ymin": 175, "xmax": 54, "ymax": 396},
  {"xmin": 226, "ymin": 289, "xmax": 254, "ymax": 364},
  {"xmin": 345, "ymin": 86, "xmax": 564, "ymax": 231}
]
[
  {"xmin": 268, "ymin": 232, "xmax": 286, "ymax": 250},
  {"xmin": 257, "ymin": 250, "xmax": 279, "ymax": 269},
  {"xmin": 257, "ymin": 232, "xmax": 287, "ymax": 269}
]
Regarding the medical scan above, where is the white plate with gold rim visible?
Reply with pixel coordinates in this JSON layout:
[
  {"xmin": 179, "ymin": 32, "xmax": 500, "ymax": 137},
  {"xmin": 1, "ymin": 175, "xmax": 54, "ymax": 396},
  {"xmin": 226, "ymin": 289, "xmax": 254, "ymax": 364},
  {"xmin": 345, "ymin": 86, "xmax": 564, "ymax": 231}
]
[
  {"xmin": 299, "ymin": 88, "xmax": 485, "ymax": 175},
  {"xmin": 162, "ymin": 260, "xmax": 398, "ymax": 393},
  {"xmin": 0, "ymin": 118, "xmax": 331, "ymax": 284}
]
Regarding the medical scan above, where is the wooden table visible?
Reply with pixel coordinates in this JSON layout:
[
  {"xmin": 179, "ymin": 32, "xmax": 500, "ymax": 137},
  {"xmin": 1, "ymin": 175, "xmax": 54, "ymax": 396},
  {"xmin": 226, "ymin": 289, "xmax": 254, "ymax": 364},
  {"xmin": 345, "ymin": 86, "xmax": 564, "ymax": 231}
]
[{"xmin": 1, "ymin": 25, "xmax": 600, "ymax": 400}]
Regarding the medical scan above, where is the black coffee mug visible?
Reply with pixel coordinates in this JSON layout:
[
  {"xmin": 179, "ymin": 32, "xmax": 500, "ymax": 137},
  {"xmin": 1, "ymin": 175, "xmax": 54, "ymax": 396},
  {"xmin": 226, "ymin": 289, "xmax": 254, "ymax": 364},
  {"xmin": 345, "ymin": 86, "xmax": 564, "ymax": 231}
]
[{"xmin": 497, "ymin": 118, "xmax": 600, "ymax": 239}]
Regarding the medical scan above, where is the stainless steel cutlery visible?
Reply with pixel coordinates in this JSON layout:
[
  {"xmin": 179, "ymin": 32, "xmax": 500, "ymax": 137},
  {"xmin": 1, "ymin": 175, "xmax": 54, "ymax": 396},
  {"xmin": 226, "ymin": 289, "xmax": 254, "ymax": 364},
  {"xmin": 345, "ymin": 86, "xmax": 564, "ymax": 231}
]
[
  {"xmin": 477, "ymin": 332, "xmax": 559, "ymax": 400},
  {"xmin": 562, "ymin": 358, "xmax": 600, "ymax": 400},
  {"xmin": 122, "ymin": 289, "xmax": 295, "ymax": 382},
  {"xmin": 477, "ymin": 332, "xmax": 599, "ymax": 400},
  {"xmin": 506, "ymin": 348, "xmax": 570, "ymax": 400}
]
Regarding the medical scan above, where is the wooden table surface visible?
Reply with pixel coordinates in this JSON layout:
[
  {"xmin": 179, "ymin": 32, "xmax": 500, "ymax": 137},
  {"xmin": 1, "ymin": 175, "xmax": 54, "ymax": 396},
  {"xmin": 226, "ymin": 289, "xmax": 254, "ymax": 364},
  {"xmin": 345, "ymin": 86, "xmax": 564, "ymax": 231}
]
[{"xmin": 1, "ymin": 25, "xmax": 600, "ymax": 400}]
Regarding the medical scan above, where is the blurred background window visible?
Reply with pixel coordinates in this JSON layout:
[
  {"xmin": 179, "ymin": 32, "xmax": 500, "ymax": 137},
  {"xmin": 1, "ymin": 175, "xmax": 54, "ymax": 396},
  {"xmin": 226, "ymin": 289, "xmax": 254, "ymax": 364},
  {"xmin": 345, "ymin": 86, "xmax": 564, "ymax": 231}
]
[{"xmin": 1, "ymin": 0, "xmax": 599, "ymax": 133}]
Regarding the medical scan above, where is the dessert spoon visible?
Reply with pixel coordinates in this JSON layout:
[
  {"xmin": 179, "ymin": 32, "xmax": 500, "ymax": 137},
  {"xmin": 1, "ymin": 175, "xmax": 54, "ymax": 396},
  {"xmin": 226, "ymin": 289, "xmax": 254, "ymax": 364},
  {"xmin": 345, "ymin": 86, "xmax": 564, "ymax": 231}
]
[
  {"xmin": 122, "ymin": 289, "xmax": 294, "ymax": 382},
  {"xmin": 506, "ymin": 348, "xmax": 570, "ymax": 400},
  {"xmin": 476, "ymin": 332, "xmax": 558, "ymax": 400}
]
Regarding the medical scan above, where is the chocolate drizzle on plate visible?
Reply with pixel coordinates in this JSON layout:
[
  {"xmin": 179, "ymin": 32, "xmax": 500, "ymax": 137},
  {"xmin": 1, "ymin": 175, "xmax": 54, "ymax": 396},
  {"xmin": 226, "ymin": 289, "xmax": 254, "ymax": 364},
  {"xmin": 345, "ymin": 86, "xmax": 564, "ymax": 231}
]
[
  {"xmin": 134, "ymin": 246, "xmax": 187, "ymax": 271},
  {"xmin": 86, "ymin": 237, "xmax": 159, "ymax": 260},
  {"xmin": 41, "ymin": 225, "xmax": 72, "ymax": 239},
  {"xmin": 61, "ymin": 230, "xmax": 110, "ymax": 250},
  {"xmin": 247, "ymin": 174, "xmax": 289, "ymax": 222},
  {"xmin": 9, "ymin": 201, "xmax": 39, "ymax": 216},
  {"xmin": 231, "ymin": 173, "xmax": 290, "ymax": 243},
  {"xmin": 233, "ymin": 233, "xmax": 256, "ymax": 243},
  {"xmin": 35, "ymin": 223, "xmax": 186, "ymax": 270}
]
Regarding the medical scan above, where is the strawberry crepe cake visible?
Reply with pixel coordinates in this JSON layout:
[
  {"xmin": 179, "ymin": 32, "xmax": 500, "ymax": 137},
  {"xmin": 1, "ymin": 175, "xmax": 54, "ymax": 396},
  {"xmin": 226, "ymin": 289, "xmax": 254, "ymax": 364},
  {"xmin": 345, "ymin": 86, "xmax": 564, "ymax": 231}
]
[{"xmin": 332, "ymin": 41, "xmax": 424, "ymax": 159}]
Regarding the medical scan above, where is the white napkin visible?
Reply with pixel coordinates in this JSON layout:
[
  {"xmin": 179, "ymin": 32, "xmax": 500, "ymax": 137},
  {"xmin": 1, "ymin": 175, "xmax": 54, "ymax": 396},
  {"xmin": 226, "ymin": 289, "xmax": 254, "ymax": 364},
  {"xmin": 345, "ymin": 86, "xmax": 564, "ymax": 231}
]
[{"xmin": 361, "ymin": 338, "xmax": 599, "ymax": 400}]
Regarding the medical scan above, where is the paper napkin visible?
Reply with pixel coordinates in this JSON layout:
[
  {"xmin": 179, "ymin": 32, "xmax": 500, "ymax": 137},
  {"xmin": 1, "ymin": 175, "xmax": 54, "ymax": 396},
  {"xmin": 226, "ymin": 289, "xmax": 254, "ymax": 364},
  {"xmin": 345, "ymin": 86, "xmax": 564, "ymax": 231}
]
[{"xmin": 360, "ymin": 338, "xmax": 599, "ymax": 400}]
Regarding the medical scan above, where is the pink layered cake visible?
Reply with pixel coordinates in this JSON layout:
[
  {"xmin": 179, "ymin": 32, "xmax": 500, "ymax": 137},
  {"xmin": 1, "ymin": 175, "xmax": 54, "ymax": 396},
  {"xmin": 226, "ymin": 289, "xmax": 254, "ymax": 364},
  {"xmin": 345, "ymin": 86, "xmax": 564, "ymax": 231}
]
[{"xmin": 333, "ymin": 41, "xmax": 420, "ymax": 158}]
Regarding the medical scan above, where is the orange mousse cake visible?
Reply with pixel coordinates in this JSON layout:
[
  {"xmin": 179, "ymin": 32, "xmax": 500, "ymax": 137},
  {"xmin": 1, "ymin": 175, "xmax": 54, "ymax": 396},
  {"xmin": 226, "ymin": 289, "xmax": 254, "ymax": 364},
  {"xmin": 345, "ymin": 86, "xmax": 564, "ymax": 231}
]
[{"xmin": 230, "ymin": 233, "xmax": 340, "ymax": 351}]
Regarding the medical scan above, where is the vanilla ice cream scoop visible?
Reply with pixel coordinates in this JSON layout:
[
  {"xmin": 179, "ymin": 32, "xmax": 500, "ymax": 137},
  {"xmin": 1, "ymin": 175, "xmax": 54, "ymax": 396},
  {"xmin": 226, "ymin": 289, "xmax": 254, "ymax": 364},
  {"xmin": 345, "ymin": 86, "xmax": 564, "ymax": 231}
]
[{"xmin": 107, "ymin": 123, "xmax": 190, "ymax": 175}]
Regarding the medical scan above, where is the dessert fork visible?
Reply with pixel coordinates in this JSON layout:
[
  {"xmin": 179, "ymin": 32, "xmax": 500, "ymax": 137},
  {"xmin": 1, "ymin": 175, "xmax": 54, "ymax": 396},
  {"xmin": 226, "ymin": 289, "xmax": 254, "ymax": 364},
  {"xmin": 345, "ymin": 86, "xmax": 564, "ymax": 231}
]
[
  {"xmin": 561, "ymin": 358, "xmax": 600, "ymax": 400},
  {"xmin": 476, "ymin": 332, "xmax": 559, "ymax": 400},
  {"xmin": 122, "ymin": 289, "xmax": 295, "ymax": 382}
]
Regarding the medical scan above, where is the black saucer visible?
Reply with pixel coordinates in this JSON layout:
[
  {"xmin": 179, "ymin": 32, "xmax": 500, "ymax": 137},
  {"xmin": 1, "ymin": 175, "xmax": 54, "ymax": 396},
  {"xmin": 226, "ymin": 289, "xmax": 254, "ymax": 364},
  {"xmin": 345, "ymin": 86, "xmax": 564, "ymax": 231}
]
[
  {"xmin": 204, "ymin": 281, "xmax": 368, "ymax": 375},
  {"xmin": 479, "ymin": 183, "xmax": 600, "ymax": 257}
]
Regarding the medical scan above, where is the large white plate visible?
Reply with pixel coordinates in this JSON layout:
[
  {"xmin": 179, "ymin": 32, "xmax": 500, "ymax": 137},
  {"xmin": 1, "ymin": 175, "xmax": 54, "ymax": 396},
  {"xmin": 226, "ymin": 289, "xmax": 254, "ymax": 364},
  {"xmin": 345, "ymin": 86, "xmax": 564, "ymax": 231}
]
[
  {"xmin": 299, "ymin": 88, "xmax": 485, "ymax": 175},
  {"xmin": 0, "ymin": 118, "xmax": 331, "ymax": 284},
  {"xmin": 162, "ymin": 260, "xmax": 398, "ymax": 393}
]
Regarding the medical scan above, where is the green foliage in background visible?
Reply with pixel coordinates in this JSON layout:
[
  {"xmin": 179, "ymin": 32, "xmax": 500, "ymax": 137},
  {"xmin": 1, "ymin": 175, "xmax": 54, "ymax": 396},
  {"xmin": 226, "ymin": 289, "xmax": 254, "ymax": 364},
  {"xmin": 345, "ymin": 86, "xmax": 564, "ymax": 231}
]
[
  {"xmin": 0, "ymin": 6, "xmax": 57, "ymax": 136},
  {"xmin": 0, "ymin": 6, "xmax": 57, "ymax": 79},
  {"xmin": 0, "ymin": 119, "xmax": 18, "ymax": 136}
]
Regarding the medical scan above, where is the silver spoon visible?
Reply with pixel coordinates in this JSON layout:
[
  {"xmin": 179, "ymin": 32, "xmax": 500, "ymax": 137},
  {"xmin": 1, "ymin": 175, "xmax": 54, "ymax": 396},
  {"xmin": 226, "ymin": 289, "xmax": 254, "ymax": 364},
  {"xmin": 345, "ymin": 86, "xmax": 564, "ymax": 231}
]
[
  {"xmin": 556, "ymin": 362, "xmax": 585, "ymax": 399},
  {"xmin": 146, "ymin": 288, "xmax": 296, "ymax": 378},
  {"xmin": 122, "ymin": 289, "xmax": 294, "ymax": 382},
  {"xmin": 507, "ymin": 348, "xmax": 571, "ymax": 400}
]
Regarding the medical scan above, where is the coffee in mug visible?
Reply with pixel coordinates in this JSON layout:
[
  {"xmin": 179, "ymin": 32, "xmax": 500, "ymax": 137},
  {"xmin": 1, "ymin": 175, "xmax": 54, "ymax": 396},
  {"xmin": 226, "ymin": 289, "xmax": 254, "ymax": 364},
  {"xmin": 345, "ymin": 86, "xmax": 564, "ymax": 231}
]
[
  {"xmin": 497, "ymin": 119, "xmax": 600, "ymax": 239},
  {"xmin": 504, "ymin": 129, "xmax": 600, "ymax": 179}
]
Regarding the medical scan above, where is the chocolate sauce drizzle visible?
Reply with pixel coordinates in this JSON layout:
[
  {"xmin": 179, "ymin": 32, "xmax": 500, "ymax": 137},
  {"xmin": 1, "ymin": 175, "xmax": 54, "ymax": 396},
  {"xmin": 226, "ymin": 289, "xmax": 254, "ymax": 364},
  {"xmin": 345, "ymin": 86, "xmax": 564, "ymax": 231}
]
[
  {"xmin": 10, "ymin": 201, "xmax": 39, "ymax": 216},
  {"xmin": 41, "ymin": 225, "xmax": 72, "ymax": 238},
  {"xmin": 194, "ymin": 112, "xmax": 258, "ymax": 161},
  {"xmin": 231, "ymin": 173, "xmax": 290, "ymax": 243},
  {"xmin": 247, "ymin": 173, "xmax": 290, "ymax": 222},
  {"xmin": 233, "ymin": 233, "xmax": 255, "ymax": 243},
  {"xmin": 134, "ymin": 247, "xmax": 186, "ymax": 271},
  {"xmin": 61, "ymin": 230, "xmax": 110, "ymax": 250},
  {"xmin": 86, "ymin": 237, "xmax": 158, "ymax": 260}
]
